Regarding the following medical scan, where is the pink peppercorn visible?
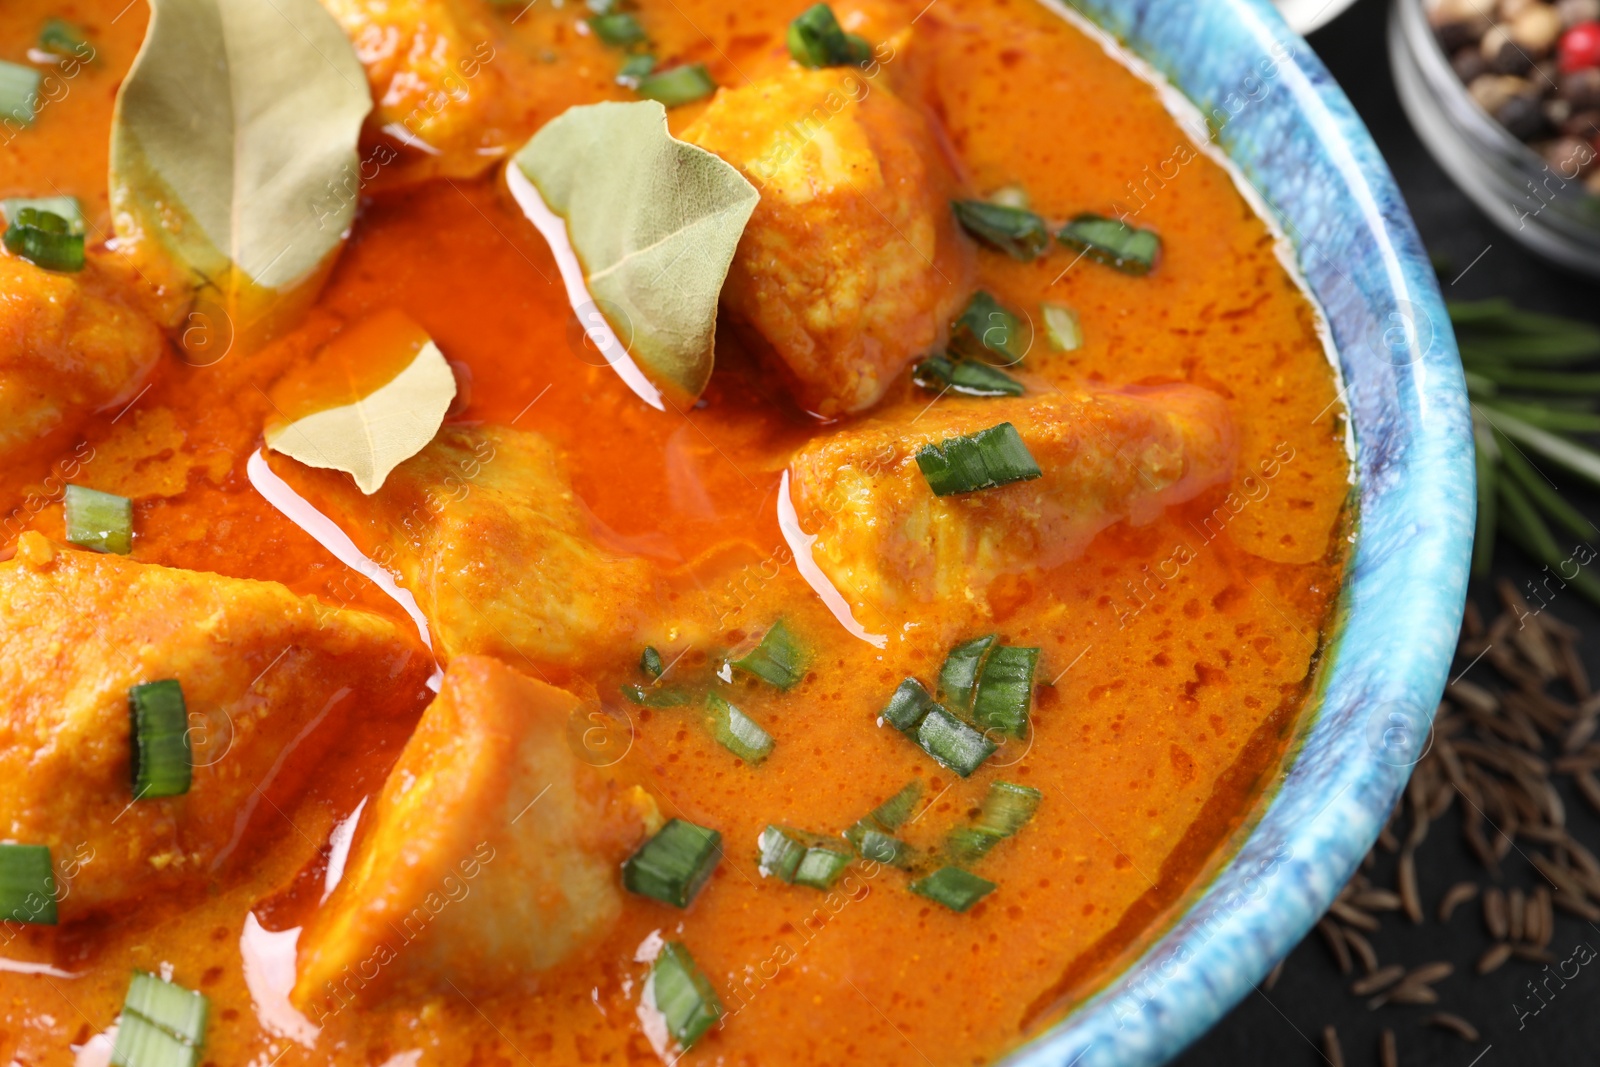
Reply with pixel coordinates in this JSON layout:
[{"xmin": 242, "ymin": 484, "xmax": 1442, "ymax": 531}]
[{"xmin": 1558, "ymin": 20, "xmax": 1600, "ymax": 71}]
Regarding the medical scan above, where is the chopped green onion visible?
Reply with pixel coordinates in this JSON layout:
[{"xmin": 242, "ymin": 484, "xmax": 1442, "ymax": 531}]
[
  {"xmin": 3, "ymin": 196, "xmax": 83, "ymax": 233},
  {"xmin": 938, "ymin": 635, "xmax": 995, "ymax": 713},
  {"xmin": 617, "ymin": 53, "xmax": 657, "ymax": 87},
  {"xmin": 621, "ymin": 683, "xmax": 692, "ymax": 707},
  {"xmin": 110, "ymin": 1013, "xmax": 200, "ymax": 1067},
  {"xmin": 854, "ymin": 827, "xmax": 915, "ymax": 868},
  {"xmin": 793, "ymin": 839, "xmax": 853, "ymax": 889},
  {"xmin": 122, "ymin": 972, "xmax": 209, "ymax": 1047},
  {"xmin": 623, "ymin": 818, "xmax": 722, "ymax": 908},
  {"xmin": 730, "ymin": 619, "xmax": 806, "ymax": 690},
  {"xmin": 1057, "ymin": 213, "xmax": 1161, "ymax": 275},
  {"xmin": 5, "ymin": 207, "xmax": 84, "ymax": 272},
  {"xmin": 705, "ymin": 693, "xmax": 774, "ymax": 763},
  {"xmin": 0, "ymin": 844, "xmax": 57, "ymax": 925},
  {"xmin": 639, "ymin": 646, "xmax": 665, "ymax": 679},
  {"xmin": 951, "ymin": 290, "xmax": 1028, "ymax": 366},
  {"xmin": 845, "ymin": 781, "xmax": 922, "ymax": 867},
  {"xmin": 64, "ymin": 484, "xmax": 132, "ymax": 553},
  {"xmin": 0, "ymin": 61, "xmax": 40, "ymax": 127},
  {"xmin": 914, "ymin": 705, "xmax": 995, "ymax": 777},
  {"xmin": 587, "ymin": 0, "xmax": 620, "ymax": 13},
  {"xmin": 636, "ymin": 63, "xmax": 716, "ymax": 107},
  {"xmin": 915, "ymin": 423, "xmax": 1042, "ymax": 497},
  {"xmin": 757, "ymin": 825, "xmax": 852, "ymax": 887},
  {"xmin": 945, "ymin": 781, "xmax": 1042, "ymax": 864},
  {"xmin": 129, "ymin": 680, "xmax": 191, "ymax": 799},
  {"xmin": 912, "ymin": 354, "xmax": 1025, "ymax": 398},
  {"xmin": 971, "ymin": 645, "xmax": 1038, "ymax": 739},
  {"xmin": 864, "ymin": 780, "xmax": 922, "ymax": 830},
  {"xmin": 591, "ymin": 12, "xmax": 647, "ymax": 45},
  {"xmin": 786, "ymin": 3, "xmax": 872, "ymax": 68},
  {"xmin": 648, "ymin": 943, "xmax": 723, "ymax": 1052},
  {"xmin": 111, "ymin": 972, "xmax": 208, "ymax": 1067},
  {"xmin": 880, "ymin": 678, "xmax": 934, "ymax": 731},
  {"xmin": 758, "ymin": 824, "xmax": 809, "ymax": 881},
  {"xmin": 909, "ymin": 866, "xmax": 995, "ymax": 912},
  {"xmin": 951, "ymin": 200, "xmax": 1051, "ymax": 261},
  {"xmin": 38, "ymin": 19, "xmax": 90, "ymax": 58},
  {"xmin": 1041, "ymin": 302, "xmax": 1083, "ymax": 351}
]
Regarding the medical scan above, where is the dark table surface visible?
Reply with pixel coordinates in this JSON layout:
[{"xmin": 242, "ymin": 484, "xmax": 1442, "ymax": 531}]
[{"xmin": 1175, "ymin": 1, "xmax": 1600, "ymax": 1065}]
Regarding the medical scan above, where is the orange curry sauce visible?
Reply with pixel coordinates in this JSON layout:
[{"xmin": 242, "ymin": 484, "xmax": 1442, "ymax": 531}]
[{"xmin": 0, "ymin": 0, "xmax": 1350, "ymax": 1063}]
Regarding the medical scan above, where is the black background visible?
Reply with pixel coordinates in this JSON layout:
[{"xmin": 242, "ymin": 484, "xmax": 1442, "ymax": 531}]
[{"xmin": 1177, "ymin": 1, "xmax": 1600, "ymax": 1065}]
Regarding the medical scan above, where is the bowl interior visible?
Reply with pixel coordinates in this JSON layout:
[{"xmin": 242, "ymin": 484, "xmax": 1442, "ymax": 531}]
[{"xmin": 1002, "ymin": 2, "xmax": 1474, "ymax": 1064}]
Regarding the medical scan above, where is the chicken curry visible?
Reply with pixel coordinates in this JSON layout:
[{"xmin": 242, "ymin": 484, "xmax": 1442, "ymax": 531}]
[{"xmin": 0, "ymin": 0, "xmax": 1350, "ymax": 1064}]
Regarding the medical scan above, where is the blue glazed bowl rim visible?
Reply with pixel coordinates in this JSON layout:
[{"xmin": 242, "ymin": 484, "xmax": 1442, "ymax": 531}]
[{"xmin": 1000, "ymin": 1, "xmax": 1475, "ymax": 1064}]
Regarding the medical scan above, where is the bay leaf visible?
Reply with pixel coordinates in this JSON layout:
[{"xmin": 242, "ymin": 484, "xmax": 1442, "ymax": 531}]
[
  {"xmin": 264, "ymin": 310, "xmax": 457, "ymax": 494},
  {"xmin": 511, "ymin": 100, "xmax": 759, "ymax": 405},
  {"xmin": 109, "ymin": 0, "xmax": 371, "ymax": 355}
]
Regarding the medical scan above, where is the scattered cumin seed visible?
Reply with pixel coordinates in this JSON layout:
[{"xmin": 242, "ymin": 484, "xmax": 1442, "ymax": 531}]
[
  {"xmin": 1341, "ymin": 927, "xmax": 1378, "ymax": 975},
  {"xmin": 1351, "ymin": 889, "xmax": 1402, "ymax": 911},
  {"xmin": 1438, "ymin": 881, "xmax": 1478, "ymax": 921},
  {"xmin": 1446, "ymin": 679, "xmax": 1498, "ymax": 714},
  {"xmin": 1426, "ymin": 1012, "xmax": 1481, "ymax": 1042},
  {"xmin": 1566, "ymin": 712, "xmax": 1599, "ymax": 754},
  {"xmin": 1554, "ymin": 891, "xmax": 1600, "ymax": 921},
  {"xmin": 1349, "ymin": 964, "xmax": 1404, "ymax": 997},
  {"xmin": 1381, "ymin": 981, "xmax": 1440, "ymax": 1007},
  {"xmin": 1404, "ymin": 961, "xmax": 1453, "ymax": 986},
  {"xmin": 1398, "ymin": 849, "xmax": 1422, "ymax": 923},
  {"xmin": 1483, "ymin": 887, "xmax": 1508, "ymax": 940},
  {"xmin": 1317, "ymin": 919, "xmax": 1352, "ymax": 976},
  {"xmin": 1322, "ymin": 1025, "xmax": 1344, "ymax": 1067},
  {"xmin": 1578, "ymin": 771, "xmax": 1600, "ymax": 817},
  {"xmin": 1262, "ymin": 957, "xmax": 1284, "ymax": 991},
  {"xmin": 1509, "ymin": 887, "xmax": 1526, "ymax": 942},
  {"xmin": 1561, "ymin": 638, "xmax": 1590, "ymax": 699},
  {"xmin": 1477, "ymin": 942, "xmax": 1512, "ymax": 974},
  {"xmin": 1329, "ymin": 900, "xmax": 1380, "ymax": 932},
  {"xmin": 1379, "ymin": 1027, "xmax": 1398, "ymax": 1067},
  {"xmin": 1532, "ymin": 885, "xmax": 1553, "ymax": 948}
]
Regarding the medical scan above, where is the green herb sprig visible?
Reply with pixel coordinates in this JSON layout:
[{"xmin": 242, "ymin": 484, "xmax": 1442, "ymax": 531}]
[{"xmin": 1458, "ymin": 299, "xmax": 1600, "ymax": 605}]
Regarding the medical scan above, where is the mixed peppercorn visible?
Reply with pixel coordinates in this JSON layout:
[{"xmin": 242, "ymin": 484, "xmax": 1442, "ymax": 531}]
[{"xmin": 1427, "ymin": 0, "xmax": 1600, "ymax": 193}]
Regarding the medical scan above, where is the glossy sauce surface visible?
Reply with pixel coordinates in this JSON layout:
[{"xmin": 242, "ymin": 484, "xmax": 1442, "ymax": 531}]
[{"xmin": 0, "ymin": 0, "xmax": 1349, "ymax": 1064}]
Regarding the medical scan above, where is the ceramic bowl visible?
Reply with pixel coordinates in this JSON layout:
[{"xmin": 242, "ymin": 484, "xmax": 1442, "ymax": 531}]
[{"xmin": 1003, "ymin": 2, "xmax": 1475, "ymax": 1064}]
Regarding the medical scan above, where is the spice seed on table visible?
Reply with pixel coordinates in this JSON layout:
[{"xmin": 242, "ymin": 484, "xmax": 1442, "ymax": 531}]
[
  {"xmin": 1426, "ymin": 1011, "xmax": 1482, "ymax": 1042},
  {"xmin": 1379, "ymin": 1027, "xmax": 1399, "ymax": 1067},
  {"xmin": 1342, "ymin": 927, "xmax": 1379, "ymax": 975},
  {"xmin": 1478, "ymin": 942, "xmax": 1514, "ymax": 974},
  {"xmin": 1318, "ymin": 919, "xmax": 1354, "ymax": 975},
  {"xmin": 1438, "ymin": 881, "xmax": 1479, "ymax": 921},
  {"xmin": 1350, "ymin": 964, "xmax": 1406, "ymax": 997},
  {"xmin": 1484, "ymin": 887, "xmax": 1509, "ymax": 939},
  {"xmin": 1322, "ymin": 1025, "xmax": 1345, "ymax": 1067}
]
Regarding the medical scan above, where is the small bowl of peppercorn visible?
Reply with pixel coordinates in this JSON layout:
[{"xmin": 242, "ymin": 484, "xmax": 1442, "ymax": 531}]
[{"xmin": 1390, "ymin": 0, "xmax": 1600, "ymax": 275}]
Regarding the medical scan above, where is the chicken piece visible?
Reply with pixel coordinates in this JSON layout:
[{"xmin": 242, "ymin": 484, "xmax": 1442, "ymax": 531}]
[
  {"xmin": 282, "ymin": 425, "xmax": 657, "ymax": 672},
  {"xmin": 788, "ymin": 386, "xmax": 1237, "ymax": 611},
  {"xmin": 0, "ymin": 533, "xmax": 432, "ymax": 914},
  {"xmin": 682, "ymin": 70, "xmax": 972, "ymax": 417},
  {"xmin": 318, "ymin": 0, "xmax": 511, "ymax": 179},
  {"xmin": 0, "ymin": 258, "xmax": 163, "ymax": 460},
  {"xmin": 293, "ymin": 656, "xmax": 645, "ymax": 1012}
]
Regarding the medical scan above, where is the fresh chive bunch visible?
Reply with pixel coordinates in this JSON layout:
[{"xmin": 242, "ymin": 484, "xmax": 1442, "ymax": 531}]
[{"xmin": 1458, "ymin": 299, "xmax": 1600, "ymax": 603}]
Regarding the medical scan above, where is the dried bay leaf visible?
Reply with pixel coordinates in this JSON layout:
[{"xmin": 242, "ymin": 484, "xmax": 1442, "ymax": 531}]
[
  {"xmin": 110, "ymin": 0, "xmax": 371, "ymax": 356},
  {"xmin": 511, "ymin": 100, "xmax": 759, "ymax": 405},
  {"xmin": 264, "ymin": 310, "xmax": 456, "ymax": 494}
]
